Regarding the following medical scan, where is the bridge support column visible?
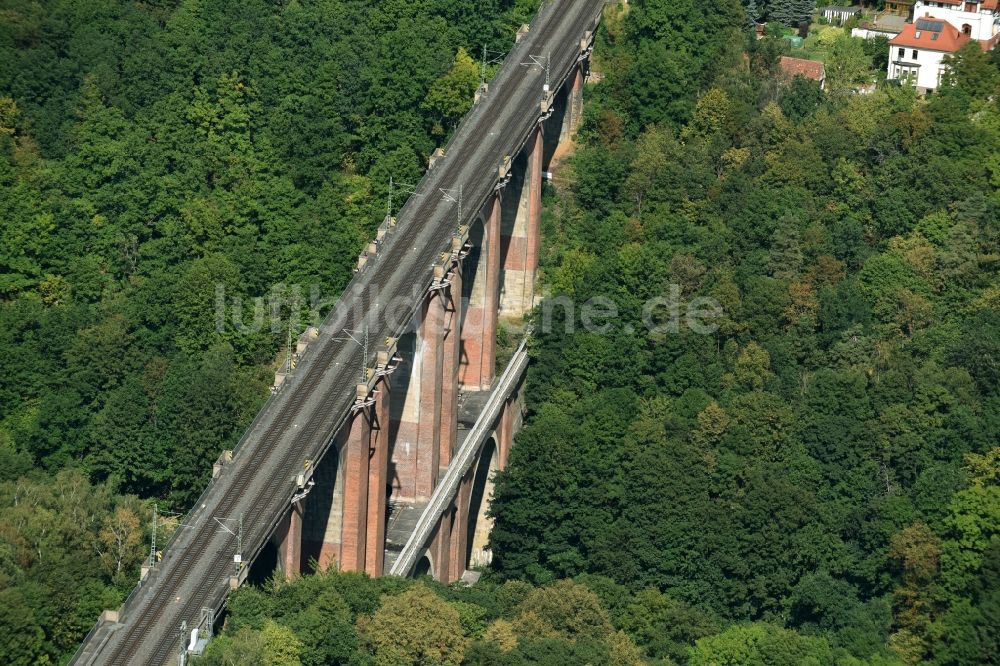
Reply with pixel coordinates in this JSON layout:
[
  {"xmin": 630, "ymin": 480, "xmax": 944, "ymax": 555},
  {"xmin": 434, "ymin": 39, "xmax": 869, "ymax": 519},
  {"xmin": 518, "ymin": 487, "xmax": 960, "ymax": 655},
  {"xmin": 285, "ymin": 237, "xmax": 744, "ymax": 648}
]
[
  {"xmin": 440, "ymin": 263, "xmax": 463, "ymax": 469},
  {"xmin": 277, "ymin": 500, "xmax": 303, "ymax": 580},
  {"xmin": 416, "ymin": 292, "xmax": 445, "ymax": 499},
  {"xmin": 431, "ymin": 509, "xmax": 454, "ymax": 584},
  {"xmin": 481, "ymin": 194, "xmax": 501, "ymax": 388},
  {"xmin": 365, "ymin": 376, "xmax": 390, "ymax": 577},
  {"xmin": 300, "ymin": 441, "xmax": 341, "ymax": 571},
  {"xmin": 461, "ymin": 194, "xmax": 502, "ymax": 390},
  {"xmin": 569, "ymin": 63, "xmax": 585, "ymax": 135},
  {"xmin": 449, "ymin": 472, "xmax": 473, "ymax": 580},
  {"xmin": 500, "ymin": 125, "xmax": 543, "ymax": 319},
  {"xmin": 340, "ymin": 392, "xmax": 371, "ymax": 572},
  {"xmin": 523, "ymin": 124, "xmax": 543, "ymax": 311}
]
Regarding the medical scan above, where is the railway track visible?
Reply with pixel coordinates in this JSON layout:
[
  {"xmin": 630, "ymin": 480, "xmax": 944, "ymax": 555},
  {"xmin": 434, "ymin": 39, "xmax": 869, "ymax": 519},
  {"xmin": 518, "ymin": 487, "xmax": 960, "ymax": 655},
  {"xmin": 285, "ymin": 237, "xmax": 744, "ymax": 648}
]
[{"xmin": 86, "ymin": 2, "xmax": 605, "ymax": 663}]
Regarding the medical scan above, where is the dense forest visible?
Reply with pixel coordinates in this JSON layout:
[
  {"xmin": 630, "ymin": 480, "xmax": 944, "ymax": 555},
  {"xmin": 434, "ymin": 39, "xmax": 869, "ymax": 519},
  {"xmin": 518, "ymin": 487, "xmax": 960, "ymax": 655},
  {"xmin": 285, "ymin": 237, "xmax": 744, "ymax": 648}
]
[
  {"xmin": 196, "ymin": 568, "xmax": 845, "ymax": 666},
  {"xmin": 2, "ymin": 0, "xmax": 998, "ymax": 664},
  {"xmin": 490, "ymin": 2, "xmax": 1000, "ymax": 665},
  {"xmin": 0, "ymin": 0, "xmax": 533, "ymax": 662}
]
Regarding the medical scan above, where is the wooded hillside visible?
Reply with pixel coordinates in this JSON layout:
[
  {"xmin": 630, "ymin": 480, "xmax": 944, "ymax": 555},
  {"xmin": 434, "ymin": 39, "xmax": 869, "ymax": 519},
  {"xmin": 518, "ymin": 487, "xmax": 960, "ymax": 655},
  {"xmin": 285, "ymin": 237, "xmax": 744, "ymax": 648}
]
[
  {"xmin": 0, "ymin": 1, "xmax": 532, "ymax": 662},
  {"xmin": 489, "ymin": 3, "xmax": 1000, "ymax": 664}
]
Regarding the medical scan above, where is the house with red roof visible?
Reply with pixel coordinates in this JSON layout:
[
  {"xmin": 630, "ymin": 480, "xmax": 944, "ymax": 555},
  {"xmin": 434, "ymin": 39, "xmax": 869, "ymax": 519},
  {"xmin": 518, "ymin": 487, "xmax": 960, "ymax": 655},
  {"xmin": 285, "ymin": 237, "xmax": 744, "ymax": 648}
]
[
  {"xmin": 912, "ymin": 0, "xmax": 1000, "ymax": 46},
  {"xmin": 887, "ymin": 17, "xmax": 972, "ymax": 90},
  {"xmin": 778, "ymin": 56, "xmax": 827, "ymax": 89}
]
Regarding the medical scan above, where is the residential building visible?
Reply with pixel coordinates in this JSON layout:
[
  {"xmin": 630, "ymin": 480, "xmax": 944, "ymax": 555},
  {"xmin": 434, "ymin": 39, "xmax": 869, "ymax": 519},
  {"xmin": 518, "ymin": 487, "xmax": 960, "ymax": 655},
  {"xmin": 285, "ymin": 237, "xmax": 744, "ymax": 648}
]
[
  {"xmin": 779, "ymin": 56, "xmax": 827, "ymax": 89},
  {"xmin": 887, "ymin": 17, "xmax": 971, "ymax": 90},
  {"xmin": 823, "ymin": 5, "xmax": 861, "ymax": 24},
  {"xmin": 912, "ymin": 0, "xmax": 1000, "ymax": 46}
]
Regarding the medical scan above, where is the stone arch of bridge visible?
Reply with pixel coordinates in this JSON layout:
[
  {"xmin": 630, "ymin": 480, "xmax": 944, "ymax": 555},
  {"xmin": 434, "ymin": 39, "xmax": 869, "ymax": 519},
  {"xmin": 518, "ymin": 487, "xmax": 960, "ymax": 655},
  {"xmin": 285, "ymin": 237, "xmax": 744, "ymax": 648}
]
[{"xmin": 415, "ymin": 554, "xmax": 433, "ymax": 578}]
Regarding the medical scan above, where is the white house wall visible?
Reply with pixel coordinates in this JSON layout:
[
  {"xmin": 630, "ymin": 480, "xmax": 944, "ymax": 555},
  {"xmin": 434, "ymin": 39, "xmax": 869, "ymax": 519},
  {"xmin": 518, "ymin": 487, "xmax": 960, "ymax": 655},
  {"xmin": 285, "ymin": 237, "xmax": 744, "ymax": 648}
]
[
  {"xmin": 887, "ymin": 44, "xmax": 950, "ymax": 89},
  {"xmin": 913, "ymin": 0, "xmax": 1000, "ymax": 40}
]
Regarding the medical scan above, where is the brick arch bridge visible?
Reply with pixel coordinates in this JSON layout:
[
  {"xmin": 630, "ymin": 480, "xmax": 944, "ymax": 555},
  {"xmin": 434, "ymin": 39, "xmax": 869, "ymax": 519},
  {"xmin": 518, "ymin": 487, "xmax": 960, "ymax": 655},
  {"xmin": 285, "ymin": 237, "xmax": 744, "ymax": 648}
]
[{"xmin": 72, "ymin": 3, "xmax": 605, "ymax": 664}]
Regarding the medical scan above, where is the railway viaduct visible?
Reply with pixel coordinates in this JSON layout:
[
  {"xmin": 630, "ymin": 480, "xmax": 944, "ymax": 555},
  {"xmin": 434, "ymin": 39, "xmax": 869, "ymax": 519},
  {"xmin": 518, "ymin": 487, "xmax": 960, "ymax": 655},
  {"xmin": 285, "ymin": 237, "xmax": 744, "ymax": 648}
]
[{"xmin": 72, "ymin": 2, "xmax": 605, "ymax": 663}]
